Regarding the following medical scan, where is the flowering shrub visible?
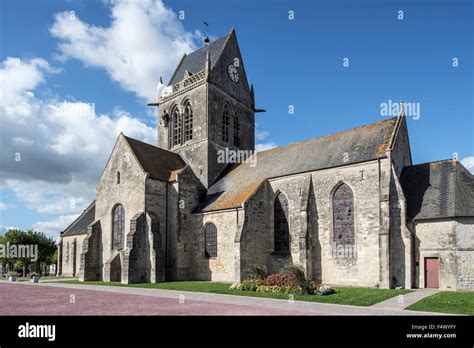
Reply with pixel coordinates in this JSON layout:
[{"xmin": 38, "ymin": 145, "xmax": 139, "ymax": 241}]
[
  {"xmin": 317, "ymin": 285, "xmax": 335, "ymax": 296},
  {"xmin": 237, "ymin": 280, "xmax": 263, "ymax": 292},
  {"xmin": 262, "ymin": 273, "xmax": 295, "ymax": 287},
  {"xmin": 229, "ymin": 270, "xmax": 335, "ymax": 297},
  {"xmin": 256, "ymin": 285, "xmax": 298, "ymax": 294}
]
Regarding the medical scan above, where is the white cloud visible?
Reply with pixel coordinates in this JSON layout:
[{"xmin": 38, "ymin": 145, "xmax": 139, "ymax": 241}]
[
  {"xmin": 32, "ymin": 214, "xmax": 79, "ymax": 236},
  {"xmin": 0, "ymin": 202, "xmax": 15, "ymax": 212},
  {"xmin": 0, "ymin": 56, "xmax": 155, "ymax": 217},
  {"xmin": 50, "ymin": 0, "xmax": 199, "ymax": 100},
  {"xmin": 255, "ymin": 129, "xmax": 269, "ymax": 142},
  {"xmin": 0, "ymin": 225, "xmax": 17, "ymax": 235},
  {"xmin": 256, "ymin": 142, "xmax": 277, "ymax": 152},
  {"xmin": 254, "ymin": 124, "xmax": 276, "ymax": 152},
  {"xmin": 461, "ymin": 156, "xmax": 474, "ymax": 174}
]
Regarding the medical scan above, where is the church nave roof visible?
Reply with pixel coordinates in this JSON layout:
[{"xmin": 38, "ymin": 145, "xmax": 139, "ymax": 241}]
[{"xmin": 198, "ymin": 117, "xmax": 399, "ymax": 213}]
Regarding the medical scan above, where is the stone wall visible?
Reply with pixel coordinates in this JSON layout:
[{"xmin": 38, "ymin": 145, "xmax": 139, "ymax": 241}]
[
  {"xmin": 455, "ymin": 218, "xmax": 474, "ymax": 289},
  {"xmin": 95, "ymin": 135, "xmax": 147, "ymax": 280},
  {"xmin": 207, "ymin": 84, "xmax": 254, "ymax": 186},
  {"xmin": 389, "ymin": 164, "xmax": 413, "ymax": 289},
  {"xmin": 122, "ymin": 212, "xmax": 149, "ymax": 283},
  {"xmin": 158, "ymin": 83, "xmax": 210, "ymax": 186},
  {"xmin": 79, "ymin": 220, "xmax": 102, "ymax": 281},
  {"xmin": 239, "ymin": 160, "xmax": 385, "ymax": 287},
  {"xmin": 144, "ymin": 178, "xmax": 168, "ymax": 280},
  {"xmin": 193, "ymin": 209, "xmax": 241, "ymax": 282},
  {"xmin": 60, "ymin": 234, "xmax": 86, "ymax": 277},
  {"xmin": 174, "ymin": 167, "xmax": 206, "ymax": 280},
  {"xmin": 415, "ymin": 219, "xmax": 459, "ymax": 290}
]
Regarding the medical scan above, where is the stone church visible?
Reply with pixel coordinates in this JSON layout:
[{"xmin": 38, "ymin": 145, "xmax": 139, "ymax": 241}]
[{"xmin": 58, "ymin": 29, "xmax": 474, "ymax": 290}]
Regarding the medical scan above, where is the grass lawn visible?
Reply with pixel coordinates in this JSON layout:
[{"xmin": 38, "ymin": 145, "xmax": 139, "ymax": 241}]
[
  {"xmin": 55, "ymin": 280, "xmax": 411, "ymax": 307},
  {"xmin": 406, "ymin": 291, "xmax": 474, "ymax": 315}
]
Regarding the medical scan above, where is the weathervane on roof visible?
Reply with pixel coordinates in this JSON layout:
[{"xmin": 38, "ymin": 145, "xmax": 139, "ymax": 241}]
[{"xmin": 204, "ymin": 21, "xmax": 210, "ymax": 46}]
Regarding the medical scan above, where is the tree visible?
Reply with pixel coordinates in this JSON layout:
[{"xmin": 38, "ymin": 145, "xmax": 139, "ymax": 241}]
[{"xmin": 0, "ymin": 229, "xmax": 57, "ymax": 276}]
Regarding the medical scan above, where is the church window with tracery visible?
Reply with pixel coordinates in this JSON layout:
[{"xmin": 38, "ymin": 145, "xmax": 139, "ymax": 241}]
[
  {"xmin": 183, "ymin": 102, "xmax": 193, "ymax": 142},
  {"xmin": 204, "ymin": 223, "xmax": 217, "ymax": 258},
  {"xmin": 172, "ymin": 107, "xmax": 182, "ymax": 146},
  {"xmin": 332, "ymin": 183, "xmax": 355, "ymax": 246},
  {"xmin": 112, "ymin": 204, "xmax": 125, "ymax": 250},
  {"xmin": 274, "ymin": 192, "xmax": 290, "ymax": 253}
]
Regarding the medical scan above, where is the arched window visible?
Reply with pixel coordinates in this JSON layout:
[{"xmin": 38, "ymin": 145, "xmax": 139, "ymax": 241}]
[
  {"xmin": 333, "ymin": 183, "xmax": 355, "ymax": 246},
  {"xmin": 274, "ymin": 192, "xmax": 290, "ymax": 253},
  {"xmin": 112, "ymin": 204, "xmax": 125, "ymax": 250},
  {"xmin": 117, "ymin": 171, "xmax": 120, "ymax": 184},
  {"xmin": 183, "ymin": 101, "xmax": 193, "ymax": 142},
  {"xmin": 204, "ymin": 223, "xmax": 217, "ymax": 258},
  {"xmin": 222, "ymin": 105, "xmax": 230, "ymax": 143},
  {"xmin": 65, "ymin": 241, "xmax": 70, "ymax": 262},
  {"xmin": 172, "ymin": 107, "xmax": 182, "ymax": 146},
  {"xmin": 233, "ymin": 111, "xmax": 241, "ymax": 147}
]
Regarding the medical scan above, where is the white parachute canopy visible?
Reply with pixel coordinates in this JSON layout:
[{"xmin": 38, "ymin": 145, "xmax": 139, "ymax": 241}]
[{"xmin": 156, "ymin": 81, "xmax": 173, "ymax": 101}]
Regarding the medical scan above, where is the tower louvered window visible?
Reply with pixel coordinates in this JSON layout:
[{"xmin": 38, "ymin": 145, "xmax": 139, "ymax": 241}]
[
  {"xmin": 233, "ymin": 111, "xmax": 241, "ymax": 147},
  {"xmin": 184, "ymin": 102, "xmax": 193, "ymax": 142},
  {"xmin": 274, "ymin": 192, "xmax": 290, "ymax": 253},
  {"xmin": 172, "ymin": 107, "xmax": 182, "ymax": 146},
  {"xmin": 222, "ymin": 105, "xmax": 230, "ymax": 143},
  {"xmin": 333, "ymin": 183, "xmax": 355, "ymax": 246}
]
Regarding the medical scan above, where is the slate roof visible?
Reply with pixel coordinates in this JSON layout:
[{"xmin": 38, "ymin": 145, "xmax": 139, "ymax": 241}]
[
  {"xmin": 198, "ymin": 117, "xmax": 399, "ymax": 213},
  {"xmin": 168, "ymin": 32, "xmax": 229, "ymax": 86},
  {"xmin": 124, "ymin": 135, "xmax": 186, "ymax": 182},
  {"xmin": 61, "ymin": 201, "xmax": 95, "ymax": 237},
  {"xmin": 401, "ymin": 160, "xmax": 474, "ymax": 220}
]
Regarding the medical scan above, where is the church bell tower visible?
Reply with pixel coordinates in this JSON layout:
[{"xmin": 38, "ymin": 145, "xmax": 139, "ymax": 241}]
[{"xmin": 150, "ymin": 28, "xmax": 258, "ymax": 188}]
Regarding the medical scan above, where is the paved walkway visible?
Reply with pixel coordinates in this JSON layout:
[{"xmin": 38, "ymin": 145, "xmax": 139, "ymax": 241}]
[
  {"xmin": 371, "ymin": 288, "xmax": 440, "ymax": 310},
  {"xmin": 0, "ymin": 280, "xmax": 448, "ymax": 316}
]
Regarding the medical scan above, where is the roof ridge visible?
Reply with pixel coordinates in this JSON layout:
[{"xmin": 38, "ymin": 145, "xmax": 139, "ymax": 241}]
[
  {"xmin": 61, "ymin": 201, "xmax": 95, "ymax": 235},
  {"xmin": 123, "ymin": 134, "xmax": 179, "ymax": 157},
  {"xmin": 407, "ymin": 159, "xmax": 458, "ymax": 168},
  {"xmin": 257, "ymin": 116, "xmax": 398, "ymax": 155}
]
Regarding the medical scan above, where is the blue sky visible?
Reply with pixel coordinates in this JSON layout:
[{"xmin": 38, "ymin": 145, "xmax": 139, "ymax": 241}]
[{"xmin": 0, "ymin": 0, "xmax": 473, "ymax": 236}]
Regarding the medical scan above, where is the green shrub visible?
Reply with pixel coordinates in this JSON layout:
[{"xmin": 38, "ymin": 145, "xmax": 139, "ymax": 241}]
[
  {"xmin": 283, "ymin": 264, "xmax": 315, "ymax": 295},
  {"xmin": 246, "ymin": 265, "xmax": 268, "ymax": 280},
  {"xmin": 256, "ymin": 285, "xmax": 299, "ymax": 294},
  {"xmin": 238, "ymin": 280, "xmax": 262, "ymax": 292}
]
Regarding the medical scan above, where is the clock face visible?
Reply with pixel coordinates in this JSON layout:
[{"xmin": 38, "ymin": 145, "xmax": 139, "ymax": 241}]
[{"xmin": 227, "ymin": 64, "xmax": 239, "ymax": 83}]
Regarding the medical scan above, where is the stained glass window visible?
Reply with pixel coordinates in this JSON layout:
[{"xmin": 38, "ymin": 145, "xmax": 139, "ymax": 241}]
[
  {"xmin": 112, "ymin": 204, "xmax": 124, "ymax": 250},
  {"xmin": 333, "ymin": 183, "xmax": 355, "ymax": 246}
]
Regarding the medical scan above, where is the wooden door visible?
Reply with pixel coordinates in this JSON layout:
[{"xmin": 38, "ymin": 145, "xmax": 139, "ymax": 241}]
[{"xmin": 425, "ymin": 257, "xmax": 439, "ymax": 288}]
